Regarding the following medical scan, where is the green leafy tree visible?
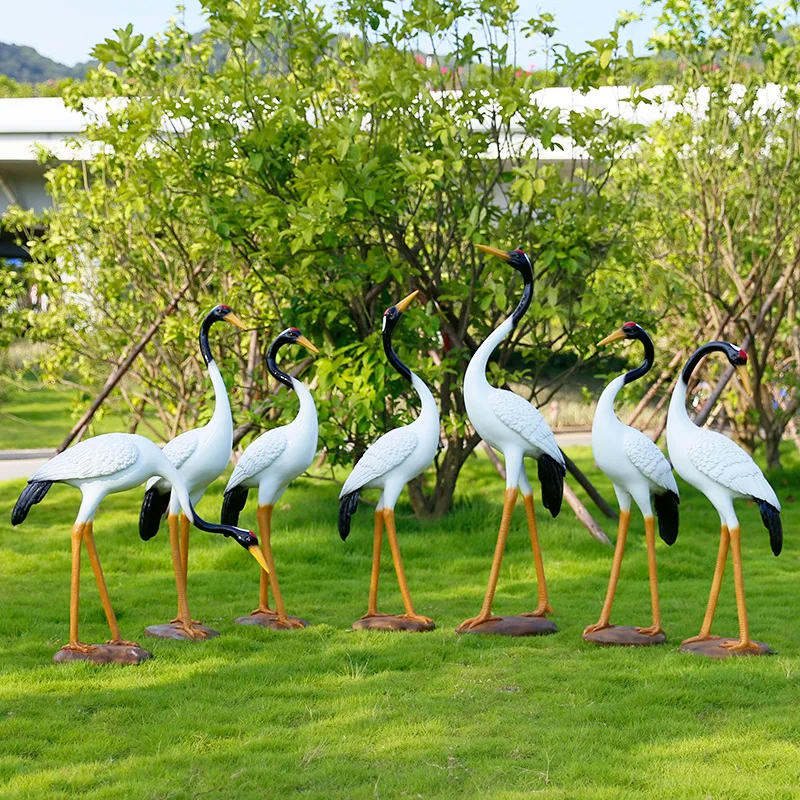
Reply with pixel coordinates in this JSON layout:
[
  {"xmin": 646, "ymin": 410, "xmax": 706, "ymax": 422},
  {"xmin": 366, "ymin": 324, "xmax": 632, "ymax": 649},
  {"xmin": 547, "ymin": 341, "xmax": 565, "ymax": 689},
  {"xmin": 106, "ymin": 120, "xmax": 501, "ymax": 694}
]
[
  {"xmin": 6, "ymin": 0, "xmax": 647, "ymax": 514},
  {"xmin": 619, "ymin": 0, "xmax": 800, "ymax": 468}
]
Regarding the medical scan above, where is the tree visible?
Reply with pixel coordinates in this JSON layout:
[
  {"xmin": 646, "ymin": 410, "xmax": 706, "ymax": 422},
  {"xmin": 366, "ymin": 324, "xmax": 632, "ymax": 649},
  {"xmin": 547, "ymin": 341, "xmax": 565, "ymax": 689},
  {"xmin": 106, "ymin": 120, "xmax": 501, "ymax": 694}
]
[
  {"xmin": 6, "ymin": 0, "xmax": 647, "ymax": 515},
  {"xmin": 620, "ymin": 0, "xmax": 800, "ymax": 469}
]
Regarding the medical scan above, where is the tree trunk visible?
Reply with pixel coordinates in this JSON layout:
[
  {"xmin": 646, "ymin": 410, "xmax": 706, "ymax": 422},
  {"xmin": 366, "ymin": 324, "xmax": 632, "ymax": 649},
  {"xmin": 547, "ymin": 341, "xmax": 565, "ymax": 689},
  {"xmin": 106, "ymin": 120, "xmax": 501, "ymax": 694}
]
[{"xmin": 764, "ymin": 425, "xmax": 783, "ymax": 471}]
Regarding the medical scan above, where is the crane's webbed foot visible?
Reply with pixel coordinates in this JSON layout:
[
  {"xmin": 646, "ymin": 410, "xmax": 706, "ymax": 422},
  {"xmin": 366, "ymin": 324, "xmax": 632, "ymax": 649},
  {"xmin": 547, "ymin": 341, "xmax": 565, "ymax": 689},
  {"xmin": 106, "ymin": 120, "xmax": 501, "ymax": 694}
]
[
  {"xmin": 106, "ymin": 638, "xmax": 140, "ymax": 648},
  {"xmin": 635, "ymin": 625, "xmax": 664, "ymax": 638},
  {"xmin": 521, "ymin": 601, "xmax": 554, "ymax": 618},
  {"xmin": 721, "ymin": 638, "xmax": 761, "ymax": 653},
  {"xmin": 681, "ymin": 633, "xmax": 720, "ymax": 646},
  {"xmin": 271, "ymin": 616, "xmax": 306, "ymax": 630},
  {"xmin": 359, "ymin": 611, "xmax": 395, "ymax": 620},
  {"xmin": 456, "ymin": 614, "xmax": 503, "ymax": 633},
  {"xmin": 583, "ymin": 620, "xmax": 613, "ymax": 635},
  {"xmin": 397, "ymin": 613, "xmax": 434, "ymax": 626},
  {"xmin": 248, "ymin": 607, "xmax": 278, "ymax": 617},
  {"xmin": 62, "ymin": 642, "xmax": 97, "ymax": 654}
]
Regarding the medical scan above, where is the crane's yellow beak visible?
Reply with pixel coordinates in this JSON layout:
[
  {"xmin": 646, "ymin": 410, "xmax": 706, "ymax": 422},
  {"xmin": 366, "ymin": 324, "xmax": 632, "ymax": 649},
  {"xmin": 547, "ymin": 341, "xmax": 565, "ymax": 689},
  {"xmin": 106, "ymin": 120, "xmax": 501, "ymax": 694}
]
[
  {"xmin": 395, "ymin": 289, "xmax": 419, "ymax": 313},
  {"xmin": 296, "ymin": 334, "xmax": 320, "ymax": 354},
  {"xmin": 476, "ymin": 243, "xmax": 512, "ymax": 262},
  {"xmin": 737, "ymin": 365, "xmax": 752, "ymax": 397},
  {"xmin": 224, "ymin": 312, "xmax": 248, "ymax": 330},
  {"xmin": 597, "ymin": 328, "xmax": 628, "ymax": 347},
  {"xmin": 248, "ymin": 544, "xmax": 270, "ymax": 574}
]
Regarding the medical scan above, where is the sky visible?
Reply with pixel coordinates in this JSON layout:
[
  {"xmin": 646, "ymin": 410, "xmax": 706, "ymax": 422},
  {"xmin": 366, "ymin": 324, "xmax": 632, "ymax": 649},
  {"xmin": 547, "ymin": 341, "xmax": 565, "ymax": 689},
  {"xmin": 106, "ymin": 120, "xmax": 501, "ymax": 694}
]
[{"xmin": 1, "ymin": 0, "xmax": 660, "ymax": 68}]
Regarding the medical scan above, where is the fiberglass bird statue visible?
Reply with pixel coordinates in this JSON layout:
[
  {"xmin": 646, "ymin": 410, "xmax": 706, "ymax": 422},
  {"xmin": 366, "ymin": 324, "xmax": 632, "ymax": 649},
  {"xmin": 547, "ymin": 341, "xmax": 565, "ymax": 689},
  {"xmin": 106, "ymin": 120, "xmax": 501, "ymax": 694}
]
[
  {"xmin": 583, "ymin": 322, "xmax": 680, "ymax": 646},
  {"xmin": 456, "ymin": 244, "xmax": 565, "ymax": 636},
  {"xmin": 11, "ymin": 432, "xmax": 269, "ymax": 664},
  {"xmin": 338, "ymin": 290, "xmax": 440, "ymax": 632},
  {"xmin": 667, "ymin": 341, "xmax": 782, "ymax": 657},
  {"xmin": 221, "ymin": 327, "xmax": 319, "ymax": 630},
  {"xmin": 139, "ymin": 304, "xmax": 247, "ymax": 641}
]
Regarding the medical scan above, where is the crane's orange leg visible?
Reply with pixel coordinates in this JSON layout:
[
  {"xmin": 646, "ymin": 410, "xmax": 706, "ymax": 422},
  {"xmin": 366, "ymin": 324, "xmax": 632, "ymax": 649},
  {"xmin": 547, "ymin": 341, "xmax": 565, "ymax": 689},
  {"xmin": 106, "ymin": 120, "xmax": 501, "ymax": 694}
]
[
  {"xmin": 359, "ymin": 509, "xmax": 393, "ymax": 620},
  {"xmin": 457, "ymin": 488, "xmax": 517, "ymax": 632},
  {"xmin": 682, "ymin": 525, "xmax": 729, "ymax": 645},
  {"xmin": 721, "ymin": 526, "xmax": 760, "ymax": 653},
  {"xmin": 585, "ymin": 509, "xmax": 630, "ymax": 635},
  {"xmin": 179, "ymin": 512, "xmax": 190, "ymax": 585},
  {"xmin": 255, "ymin": 504, "xmax": 303, "ymax": 629},
  {"xmin": 636, "ymin": 515, "xmax": 664, "ymax": 637},
  {"xmin": 82, "ymin": 522, "xmax": 137, "ymax": 646},
  {"xmin": 64, "ymin": 522, "xmax": 94, "ymax": 653},
  {"xmin": 246, "ymin": 505, "xmax": 277, "ymax": 617},
  {"xmin": 519, "ymin": 493, "xmax": 553, "ymax": 618},
  {"xmin": 385, "ymin": 508, "xmax": 433, "ymax": 625},
  {"xmin": 166, "ymin": 514, "xmax": 210, "ymax": 639}
]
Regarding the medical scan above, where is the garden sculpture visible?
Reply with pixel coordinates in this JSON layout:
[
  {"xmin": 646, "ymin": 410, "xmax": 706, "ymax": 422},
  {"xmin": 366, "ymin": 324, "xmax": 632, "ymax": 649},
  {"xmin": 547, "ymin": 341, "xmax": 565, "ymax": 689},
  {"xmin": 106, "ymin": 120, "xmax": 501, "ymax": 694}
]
[
  {"xmin": 11, "ymin": 433, "xmax": 268, "ymax": 664},
  {"xmin": 456, "ymin": 245, "xmax": 565, "ymax": 636},
  {"xmin": 583, "ymin": 322, "xmax": 679, "ymax": 646},
  {"xmin": 139, "ymin": 304, "xmax": 248, "ymax": 640},
  {"xmin": 338, "ymin": 291, "xmax": 440, "ymax": 631},
  {"xmin": 667, "ymin": 342, "xmax": 782, "ymax": 657},
  {"xmin": 221, "ymin": 327, "xmax": 319, "ymax": 630}
]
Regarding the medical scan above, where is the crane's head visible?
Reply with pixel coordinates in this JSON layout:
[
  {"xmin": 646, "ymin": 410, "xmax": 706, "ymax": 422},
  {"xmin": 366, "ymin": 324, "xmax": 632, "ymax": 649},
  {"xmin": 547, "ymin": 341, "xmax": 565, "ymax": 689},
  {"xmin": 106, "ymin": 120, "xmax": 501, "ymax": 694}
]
[
  {"xmin": 475, "ymin": 244, "xmax": 532, "ymax": 276},
  {"xmin": 597, "ymin": 321, "xmax": 647, "ymax": 347},
  {"xmin": 273, "ymin": 327, "xmax": 320, "ymax": 354},
  {"xmin": 382, "ymin": 290, "xmax": 419, "ymax": 332},
  {"xmin": 723, "ymin": 342, "xmax": 752, "ymax": 396},
  {"xmin": 207, "ymin": 304, "xmax": 248, "ymax": 329},
  {"xmin": 231, "ymin": 528, "xmax": 270, "ymax": 572}
]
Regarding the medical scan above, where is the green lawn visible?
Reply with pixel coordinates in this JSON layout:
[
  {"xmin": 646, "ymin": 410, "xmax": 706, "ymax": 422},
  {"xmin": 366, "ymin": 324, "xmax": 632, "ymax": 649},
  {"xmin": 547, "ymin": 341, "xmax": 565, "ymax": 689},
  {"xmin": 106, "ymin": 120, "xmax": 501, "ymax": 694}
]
[
  {"xmin": 0, "ymin": 447, "xmax": 798, "ymax": 799},
  {"xmin": 0, "ymin": 381, "xmax": 161, "ymax": 450}
]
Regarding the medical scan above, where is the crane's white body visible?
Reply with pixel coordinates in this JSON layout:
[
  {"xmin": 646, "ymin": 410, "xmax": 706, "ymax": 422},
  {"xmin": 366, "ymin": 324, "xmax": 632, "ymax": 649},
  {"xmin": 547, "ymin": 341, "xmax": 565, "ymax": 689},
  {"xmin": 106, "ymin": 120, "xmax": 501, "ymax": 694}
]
[
  {"xmin": 593, "ymin": 374, "xmax": 679, "ymax": 515},
  {"xmin": 146, "ymin": 360, "xmax": 233, "ymax": 514},
  {"xmin": 226, "ymin": 378, "xmax": 318, "ymax": 506},
  {"xmin": 464, "ymin": 316, "xmax": 564, "ymax": 488},
  {"xmin": 666, "ymin": 378, "xmax": 780, "ymax": 528},
  {"xmin": 31, "ymin": 433, "xmax": 195, "ymax": 523},
  {"xmin": 339, "ymin": 373, "xmax": 439, "ymax": 510}
]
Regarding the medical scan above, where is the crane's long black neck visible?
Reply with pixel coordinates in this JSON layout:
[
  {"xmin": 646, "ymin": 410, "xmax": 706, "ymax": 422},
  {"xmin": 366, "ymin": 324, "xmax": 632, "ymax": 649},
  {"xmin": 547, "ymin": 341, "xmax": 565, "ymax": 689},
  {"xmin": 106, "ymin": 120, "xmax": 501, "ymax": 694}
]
[
  {"xmin": 199, "ymin": 315, "xmax": 218, "ymax": 365},
  {"xmin": 191, "ymin": 503, "xmax": 246, "ymax": 538},
  {"xmin": 681, "ymin": 342, "xmax": 729, "ymax": 385},
  {"xmin": 383, "ymin": 321, "xmax": 412, "ymax": 382},
  {"xmin": 267, "ymin": 337, "xmax": 294, "ymax": 389},
  {"xmin": 510, "ymin": 261, "xmax": 533, "ymax": 327},
  {"xmin": 623, "ymin": 330, "xmax": 655, "ymax": 386}
]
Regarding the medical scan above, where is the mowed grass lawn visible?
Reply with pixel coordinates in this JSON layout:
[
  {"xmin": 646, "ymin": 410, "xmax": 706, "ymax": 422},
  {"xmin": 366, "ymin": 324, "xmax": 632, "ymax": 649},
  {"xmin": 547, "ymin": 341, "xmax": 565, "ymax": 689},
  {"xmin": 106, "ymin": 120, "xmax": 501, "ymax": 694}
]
[{"xmin": 0, "ymin": 446, "xmax": 798, "ymax": 799}]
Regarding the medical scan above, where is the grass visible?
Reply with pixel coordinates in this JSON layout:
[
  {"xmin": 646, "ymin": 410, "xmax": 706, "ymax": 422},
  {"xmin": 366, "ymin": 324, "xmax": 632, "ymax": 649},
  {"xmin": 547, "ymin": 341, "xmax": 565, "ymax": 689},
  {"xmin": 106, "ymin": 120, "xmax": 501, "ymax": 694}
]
[
  {"xmin": 0, "ymin": 446, "xmax": 799, "ymax": 799},
  {"xmin": 0, "ymin": 380, "xmax": 156, "ymax": 450}
]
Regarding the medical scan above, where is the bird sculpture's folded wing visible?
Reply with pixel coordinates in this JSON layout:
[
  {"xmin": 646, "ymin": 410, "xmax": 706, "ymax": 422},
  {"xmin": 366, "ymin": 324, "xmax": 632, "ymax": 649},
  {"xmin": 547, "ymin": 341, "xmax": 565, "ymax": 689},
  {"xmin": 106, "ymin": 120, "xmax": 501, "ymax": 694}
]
[
  {"xmin": 144, "ymin": 429, "xmax": 199, "ymax": 491},
  {"xmin": 339, "ymin": 428, "xmax": 418, "ymax": 497},
  {"xmin": 488, "ymin": 390, "xmax": 564, "ymax": 465},
  {"xmin": 226, "ymin": 429, "xmax": 288, "ymax": 491},
  {"xmin": 687, "ymin": 429, "xmax": 780, "ymax": 509},
  {"xmin": 623, "ymin": 428, "xmax": 679, "ymax": 496},
  {"xmin": 32, "ymin": 433, "xmax": 139, "ymax": 482}
]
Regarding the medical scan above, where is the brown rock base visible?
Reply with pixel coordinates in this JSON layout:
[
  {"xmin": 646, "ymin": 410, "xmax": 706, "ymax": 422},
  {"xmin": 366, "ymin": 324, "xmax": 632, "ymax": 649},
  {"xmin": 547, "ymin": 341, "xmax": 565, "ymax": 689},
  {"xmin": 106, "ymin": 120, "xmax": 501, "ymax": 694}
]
[
  {"xmin": 234, "ymin": 613, "xmax": 309, "ymax": 630},
  {"xmin": 679, "ymin": 637, "xmax": 773, "ymax": 658},
  {"xmin": 352, "ymin": 615, "xmax": 436, "ymax": 632},
  {"xmin": 53, "ymin": 643, "xmax": 153, "ymax": 665},
  {"xmin": 583, "ymin": 625, "xmax": 666, "ymax": 646},
  {"xmin": 144, "ymin": 622, "xmax": 220, "ymax": 641},
  {"xmin": 457, "ymin": 615, "xmax": 558, "ymax": 636}
]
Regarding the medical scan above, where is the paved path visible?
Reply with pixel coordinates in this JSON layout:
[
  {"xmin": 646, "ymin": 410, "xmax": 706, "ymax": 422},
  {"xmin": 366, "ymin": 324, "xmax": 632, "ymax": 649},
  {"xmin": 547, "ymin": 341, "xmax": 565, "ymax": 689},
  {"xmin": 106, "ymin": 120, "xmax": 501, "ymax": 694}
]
[{"xmin": 0, "ymin": 432, "xmax": 597, "ymax": 483}]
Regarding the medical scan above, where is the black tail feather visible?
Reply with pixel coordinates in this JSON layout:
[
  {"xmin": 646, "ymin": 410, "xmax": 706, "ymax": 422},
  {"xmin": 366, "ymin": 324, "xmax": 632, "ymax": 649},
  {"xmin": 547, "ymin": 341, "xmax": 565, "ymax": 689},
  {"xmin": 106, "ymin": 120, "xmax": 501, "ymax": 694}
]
[
  {"xmin": 758, "ymin": 500, "xmax": 782, "ymax": 556},
  {"xmin": 11, "ymin": 480, "xmax": 52, "ymax": 525},
  {"xmin": 221, "ymin": 485, "xmax": 250, "ymax": 527},
  {"xmin": 653, "ymin": 490, "xmax": 680, "ymax": 545},
  {"xmin": 338, "ymin": 490, "xmax": 360, "ymax": 541},
  {"xmin": 139, "ymin": 487, "xmax": 170, "ymax": 541},
  {"xmin": 537, "ymin": 454, "xmax": 565, "ymax": 518}
]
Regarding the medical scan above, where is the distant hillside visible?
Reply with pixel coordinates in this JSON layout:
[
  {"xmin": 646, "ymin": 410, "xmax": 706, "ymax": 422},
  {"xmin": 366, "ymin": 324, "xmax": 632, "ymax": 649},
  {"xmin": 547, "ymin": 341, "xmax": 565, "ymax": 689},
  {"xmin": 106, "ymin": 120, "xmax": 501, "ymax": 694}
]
[{"xmin": 0, "ymin": 42, "xmax": 93, "ymax": 82}]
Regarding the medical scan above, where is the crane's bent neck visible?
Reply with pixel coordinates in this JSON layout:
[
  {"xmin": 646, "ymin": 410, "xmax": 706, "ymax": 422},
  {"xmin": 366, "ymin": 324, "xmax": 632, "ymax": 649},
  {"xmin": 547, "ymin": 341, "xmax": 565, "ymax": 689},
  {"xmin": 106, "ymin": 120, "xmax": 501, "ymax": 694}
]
[
  {"xmin": 199, "ymin": 315, "xmax": 219, "ymax": 365},
  {"xmin": 383, "ymin": 323, "xmax": 412, "ymax": 382},
  {"xmin": 206, "ymin": 359, "xmax": 233, "ymax": 436},
  {"xmin": 624, "ymin": 332, "xmax": 655, "ymax": 386},
  {"xmin": 670, "ymin": 342, "xmax": 729, "ymax": 430},
  {"xmin": 594, "ymin": 374, "xmax": 626, "ymax": 428},
  {"xmin": 465, "ymin": 315, "xmax": 514, "ymax": 390},
  {"xmin": 410, "ymin": 371, "xmax": 439, "ymax": 429},
  {"xmin": 289, "ymin": 376, "xmax": 317, "ymax": 428},
  {"xmin": 267, "ymin": 339, "xmax": 294, "ymax": 389}
]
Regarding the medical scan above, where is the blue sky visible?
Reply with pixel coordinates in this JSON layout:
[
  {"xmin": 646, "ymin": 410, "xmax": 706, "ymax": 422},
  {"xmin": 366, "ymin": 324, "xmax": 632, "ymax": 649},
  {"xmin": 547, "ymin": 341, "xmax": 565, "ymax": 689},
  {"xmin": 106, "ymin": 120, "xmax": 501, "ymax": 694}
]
[{"xmin": 3, "ymin": 0, "xmax": 660, "ymax": 67}]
